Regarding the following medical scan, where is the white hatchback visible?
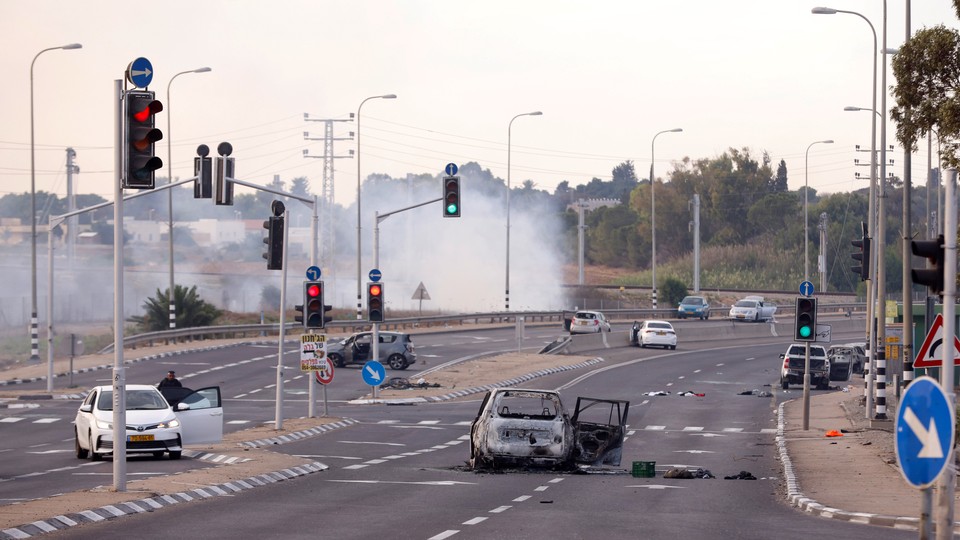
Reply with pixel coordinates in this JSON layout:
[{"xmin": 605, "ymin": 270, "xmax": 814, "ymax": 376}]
[
  {"xmin": 74, "ymin": 384, "xmax": 223, "ymax": 461},
  {"xmin": 570, "ymin": 311, "xmax": 611, "ymax": 334}
]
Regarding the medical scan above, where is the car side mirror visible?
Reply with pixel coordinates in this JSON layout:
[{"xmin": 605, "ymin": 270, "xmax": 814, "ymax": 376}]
[
  {"xmin": 176, "ymin": 403, "xmax": 191, "ymax": 411},
  {"xmin": 79, "ymin": 404, "xmax": 93, "ymax": 413},
  {"xmin": 779, "ymin": 354, "xmax": 785, "ymax": 359}
]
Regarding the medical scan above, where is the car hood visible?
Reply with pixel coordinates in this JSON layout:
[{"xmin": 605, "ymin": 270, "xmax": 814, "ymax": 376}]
[{"xmin": 91, "ymin": 408, "xmax": 178, "ymax": 425}]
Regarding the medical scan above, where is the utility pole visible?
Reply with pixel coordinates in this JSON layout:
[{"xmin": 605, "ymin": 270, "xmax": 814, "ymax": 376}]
[
  {"xmin": 304, "ymin": 113, "xmax": 354, "ymax": 287},
  {"xmin": 577, "ymin": 200, "xmax": 587, "ymax": 285},
  {"xmin": 65, "ymin": 147, "xmax": 79, "ymax": 267},
  {"xmin": 818, "ymin": 213, "xmax": 827, "ymax": 293},
  {"xmin": 690, "ymin": 194, "xmax": 700, "ymax": 292}
]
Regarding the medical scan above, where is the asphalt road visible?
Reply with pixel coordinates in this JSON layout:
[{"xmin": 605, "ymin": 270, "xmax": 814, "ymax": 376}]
[{"xmin": 2, "ymin": 320, "xmax": 912, "ymax": 539}]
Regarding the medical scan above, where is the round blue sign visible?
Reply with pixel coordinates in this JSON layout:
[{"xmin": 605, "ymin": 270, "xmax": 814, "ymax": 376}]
[
  {"xmin": 306, "ymin": 265, "xmax": 321, "ymax": 281},
  {"xmin": 799, "ymin": 281, "xmax": 815, "ymax": 297},
  {"xmin": 896, "ymin": 376, "xmax": 955, "ymax": 489},
  {"xmin": 361, "ymin": 360, "xmax": 386, "ymax": 387},
  {"xmin": 445, "ymin": 162, "xmax": 458, "ymax": 176},
  {"xmin": 369, "ymin": 268, "xmax": 382, "ymax": 282},
  {"xmin": 126, "ymin": 57, "xmax": 154, "ymax": 88}
]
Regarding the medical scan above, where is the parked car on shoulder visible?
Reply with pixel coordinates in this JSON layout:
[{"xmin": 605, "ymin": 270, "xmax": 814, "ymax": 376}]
[
  {"xmin": 469, "ymin": 388, "xmax": 629, "ymax": 469},
  {"xmin": 677, "ymin": 296, "xmax": 710, "ymax": 319},
  {"xmin": 74, "ymin": 384, "xmax": 224, "ymax": 461},
  {"xmin": 569, "ymin": 310, "xmax": 611, "ymax": 334},
  {"xmin": 326, "ymin": 331, "xmax": 417, "ymax": 370},
  {"xmin": 780, "ymin": 343, "xmax": 830, "ymax": 390},
  {"xmin": 827, "ymin": 343, "xmax": 866, "ymax": 380},
  {"xmin": 634, "ymin": 320, "xmax": 677, "ymax": 350},
  {"xmin": 729, "ymin": 295, "xmax": 777, "ymax": 322}
]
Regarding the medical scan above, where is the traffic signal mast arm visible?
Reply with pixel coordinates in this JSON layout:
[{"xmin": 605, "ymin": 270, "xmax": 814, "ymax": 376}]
[{"xmin": 48, "ymin": 177, "xmax": 197, "ymax": 229}]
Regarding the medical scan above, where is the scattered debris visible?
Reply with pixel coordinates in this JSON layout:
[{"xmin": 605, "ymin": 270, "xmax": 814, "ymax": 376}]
[
  {"xmin": 825, "ymin": 430, "xmax": 844, "ymax": 437},
  {"xmin": 693, "ymin": 468, "xmax": 715, "ymax": 479},
  {"xmin": 663, "ymin": 467, "xmax": 694, "ymax": 479},
  {"xmin": 724, "ymin": 470, "xmax": 757, "ymax": 480},
  {"xmin": 382, "ymin": 377, "xmax": 441, "ymax": 390},
  {"xmin": 738, "ymin": 389, "xmax": 772, "ymax": 397},
  {"xmin": 677, "ymin": 391, "xmax": 705, "ymax": 397},
  {"xmin": 644, "ymin": 391, "xmax": 671, "ymax": 396},
  {"xmin": 540, "ymin": 500, "xmax": 553, "ymax": 504}
]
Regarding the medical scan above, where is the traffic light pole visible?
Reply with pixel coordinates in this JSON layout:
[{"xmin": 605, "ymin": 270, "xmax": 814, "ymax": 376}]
[
  {"xmin": 371, "ymin": 197, "xmax": 442, "ymax": 400},
  {"xmin": 936, "ymin": 168, "xmax": 957, "ymax": 537},
  {"xmin": 274, "ymin": 208, "xmax": 290, "ymax": 430}
]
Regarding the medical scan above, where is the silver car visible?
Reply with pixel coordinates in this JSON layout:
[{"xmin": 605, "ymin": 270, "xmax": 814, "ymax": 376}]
[
  {"xmin": 326, "ymin": 331, "xmax": 417, "ymax": 370},
  {"xmin": 570, "ymin": 311, "xmax": 611, "ymax": 334}
]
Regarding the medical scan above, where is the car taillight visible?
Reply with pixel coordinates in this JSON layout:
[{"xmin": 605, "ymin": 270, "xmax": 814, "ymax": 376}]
[{"xmin": 783, "ymin": 358, "xmax": 789, "ymax": 368}]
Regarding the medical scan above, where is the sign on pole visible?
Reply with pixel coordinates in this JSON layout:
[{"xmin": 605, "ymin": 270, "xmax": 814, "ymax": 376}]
[
  {"xmin": 362, "ymin": 360, "xmax": 385, "ymax": 387},
  {"xmin": 895, "ymin": 376, "xmax": 955, "ymax": 489},
  {"xmin": 299, "ymin": 334, "xmax": 327, "ymax": 371},
  {"xmin": 314, "ymin": 358, "xmax": 334, "ymax": 385},
  {"xmin": 913, "ymin": 313, "xmax": 960, "ymax": 368}
]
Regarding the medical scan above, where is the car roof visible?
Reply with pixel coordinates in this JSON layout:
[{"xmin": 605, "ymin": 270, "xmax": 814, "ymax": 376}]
[
  {"xmin": 89, "ymin": 384, "xmax": 160, "ymax": 392},
  {"xmin": 574, "ymin": 310, "xmax": 602, "ymax": 316}
]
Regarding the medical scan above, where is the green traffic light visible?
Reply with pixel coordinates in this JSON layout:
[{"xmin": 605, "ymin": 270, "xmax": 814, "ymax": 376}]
[
  {"xmin": 446, "ymin": 203, "xmax": 458, "ymax": 214},
  {"xmin": 799, "ymin": 326, "xmax": 812, "ymax": 338}
]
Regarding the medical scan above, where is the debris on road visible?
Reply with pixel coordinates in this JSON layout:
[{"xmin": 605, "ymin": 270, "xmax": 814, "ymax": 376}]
[
  {"xmin": 825, "ymin": 430, "xmax": 844, "ymax": 437},
  {"xmin": 724, "ymin": 470, "xmax": 757, "ymax": 480}
]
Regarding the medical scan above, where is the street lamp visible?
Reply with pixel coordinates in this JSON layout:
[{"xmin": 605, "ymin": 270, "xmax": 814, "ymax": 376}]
[
  {"xmin": 29, "ymin": 42, "xmax": 81, "ymax": 362},
  {"xmin": 650, "ymin": 128, "xmax": 682, "ymax": 310},
  {"xmin": 505, "ymin": 111, "xmax": 542, "ymax": 311},
  {"xmin": 166, "ymin": 67, "xmax": 211, "ymax": 330},
  {"xmin": 804, "ymin": 139, "xmax": 833, "ymax": 281},
  {"xmin": 356, "ymin": 94, "xmax": 396, "ymax": 320}
]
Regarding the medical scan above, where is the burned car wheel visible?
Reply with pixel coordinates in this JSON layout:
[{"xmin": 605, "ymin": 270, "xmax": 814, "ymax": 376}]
[
  {"xmin": 388, "ymin": 354, "xmax": 408, "ymax": 370},
  {"xmin": 328, "ymin": 353, "xmax": 344, "ymax": 368}
]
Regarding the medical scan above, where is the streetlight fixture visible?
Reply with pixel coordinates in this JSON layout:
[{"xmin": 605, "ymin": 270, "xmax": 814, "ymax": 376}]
[
  {"xmin": 165, "ymin": 67, "xmax": 211, "ymax": 330},
  {"xmin": 650, "ymin": 128, "xmax": 682, "ymax": 311},
  {"xmin": 356, "ymin": 94, "xmax": 396, "ymax": 320},
  {"xmin": 29, "ymin": 42, "xmax": 82, "ymax": 362},
  {"xmin": 505, "ymin": 111, "xmax": 542, "ymax": 311},
  {"xmin": 804, "ymin": 139, "xmax": 833, "ymax": 281}
]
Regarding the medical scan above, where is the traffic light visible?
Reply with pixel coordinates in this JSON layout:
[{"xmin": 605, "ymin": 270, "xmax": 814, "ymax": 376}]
[
  {"xmin": 794, "ymin": 297, "xmax": 818, "ymax": 342},
  {"xmin": 303, "ymin": 281, "xmax": 330, "ymax": 329},
  {"xmin": 850, "ymin": 222, "xmax": 870, "ymax": 281},
  {"xmin": 193, "ymin": 144, "xmax": 212, "ymax": 199},
  {"xmin": 442, "ymin": 176, "xmax": 460, "ymax": 218},
  {"xmin": 262, "ymin": 216, "xmax": 284, "ymax": 270},
  {"xmin": 367, "ymin": 282, "xmax": 384, "ymax": 322},
  {"xmin": 911, "ymin": 234, "xmax": 946, "ymax": 295},
  {"xmin": 123, "ymin": 90, "xmax": 163, "ymax": 189},
  {"xmin": 214, "ymin": 142, "xmax": 234, "ymax": 206}
]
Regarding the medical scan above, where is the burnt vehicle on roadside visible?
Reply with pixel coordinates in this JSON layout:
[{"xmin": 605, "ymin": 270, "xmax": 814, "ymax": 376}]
[
  {"xmin": 326, "ymin": 331, "xmax": 417, "ymax": 370},
  {"xmin": 468, "ymin": 388, "xmax": 629, "ymax": 470}
]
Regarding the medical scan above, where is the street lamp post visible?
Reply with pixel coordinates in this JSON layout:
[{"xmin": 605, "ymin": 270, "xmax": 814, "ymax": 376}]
[
  {"xmin": 356, "ymin": 94, "xmax": 396, "ymax": 320},
  {"xmin": 804, "ymin": 139, "xmax": 833, "ymax": 281},
  {"xmin": 29, "ymin": 43, "xmax": 81, "ymax": 362},
  {"xmin": 165, "ymin": 67, "xmax": 211, "ymax": 330},
  {"xmin": 505, "ymin": 111, "xmax": 542, "ymax": 311},
  {"xmin": 650, "ymin": 128, "xmax": 682, "ymax": 311},
  {"xmin": 812, "ymin": 6, "xmax": 879, "ymax": 422}
]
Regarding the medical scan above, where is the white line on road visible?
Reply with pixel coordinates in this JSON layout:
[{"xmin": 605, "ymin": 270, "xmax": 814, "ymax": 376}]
[
  {"xmin": 462, "ymin": 517, "xmax": 487, "ymax": 525},
  {"xmin": 513, "ymin": 495, "xmax": 531, "ymax": 502},
  {"xmin": 489, "ymin": 506, "xmax": 512, "ymax": 513},
  {"xmin": 428, "ymin": 531, "xmax": 459, "ymax": 540},
  {"xmin": 338, "ymin": 441, "xmax": 405, "ymax": 446}
]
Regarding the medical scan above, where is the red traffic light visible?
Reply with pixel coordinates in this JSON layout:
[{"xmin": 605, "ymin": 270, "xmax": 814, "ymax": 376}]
[
  {"xmin": 133, "ymin": 99, "xmax": 163, "ymax": 123},
  {"xmin": 369, "ymin": 284, "xmax": 381, "ymax": 297},
  {"xmin": 307, "ymin": 283, "xmax": 321, "ymax": 298}
]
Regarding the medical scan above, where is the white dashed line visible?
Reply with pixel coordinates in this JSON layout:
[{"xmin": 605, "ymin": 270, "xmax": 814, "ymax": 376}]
[
  {"xmin": 343, "ymin": 464, "xmax": 369, "ymax": 470},
  {"xmin": 462, "ymin": 517, "xmax": 487, "ymax": 525},
  {"xmin": 722, "ymin": 428, "xmax": 744, "ymax": 433},
  {"xmin": 419, "ymin": 420, "xmax": 441, "ymax": 425},
  {"xmin": 534, "ymin": 486, "xmax": 549, "ymax": 492},
  {"xmin": 428, "ymin": 530, "xmax": 459, "ymax": 540},
  {"xmin": 644, "ymin": 425, "xmax": 666, "ymax": 430},
  {"xmin": 489, "ymin": 506, "xmax": 512, "ymax": 513},
  {"xmin": 513, "ymin": 495, "xmax": 531, "ymax": 502},
  {"xmin": 548, "ymin": 478, "xmax": 564, "ymax": 483},
  {"xmin": 682, "ymin": 427, "xmax": 704, "ymax": 431},
  {"xmin": 364, "ymin": 459, "xmax": 388, "ymax": 465}
]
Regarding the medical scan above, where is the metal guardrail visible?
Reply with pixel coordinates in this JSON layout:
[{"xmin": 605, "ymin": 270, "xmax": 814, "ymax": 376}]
[{"xmin": 97, "ymin": 303, "xmax": 866, "ymax": 355}]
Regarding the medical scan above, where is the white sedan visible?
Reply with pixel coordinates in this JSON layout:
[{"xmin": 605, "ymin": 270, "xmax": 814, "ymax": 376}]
[
  {"xmin": 635, "ymin": 320, "xmax": 677, "ymax": 350},
  {"xmin": 569, "ymin": 310, "xmax": 611, "ymax": 334},
  {"xmin": 74, "ymin": 384, "xmax": 223, "ymax": 461}
]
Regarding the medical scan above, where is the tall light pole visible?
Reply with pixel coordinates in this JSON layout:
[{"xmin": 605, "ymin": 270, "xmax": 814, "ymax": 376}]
[
  {"xmin": 356, "ymin": 94, "xmax": 396, "ymax": 320},
  {"xmin": 29, "ymin": 42, "xmax": 81, "ymax": 362},
  {"xmin": 505, "ymin": 111, "xmax": 542, "ymax": 311},
  {"xmin": 650, "ymin": 128, "xmax": 682, "ymax": 310},
  {"xmin": 165, "ymin": 67, "xmax": 211, "ymax": 330},
  {"xmin": 812, "ymin": 6, "xmax": 878, "ymax": 420},
  {"xmin": 804, "ymin": 139, "xmax": 833, "ymax": 280}
]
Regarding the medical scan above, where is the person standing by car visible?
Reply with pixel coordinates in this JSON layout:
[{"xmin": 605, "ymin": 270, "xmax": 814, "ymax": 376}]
[{"xmin": 158, "ymin": 370, "xmax": 182, "ymax": 388}]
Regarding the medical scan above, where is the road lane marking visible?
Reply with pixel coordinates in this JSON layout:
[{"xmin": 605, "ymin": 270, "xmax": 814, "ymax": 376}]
[
  {"xmin": 489, "ymin": 506, "xmax": 511, "ymax": 513},
  {"xmin": 428, "ymin": 531, "xmax": 459, "ymax": 540},
  {"xmin": 463, "ymin": 517, "xmax": 487, "ymax": 525},
  {"xmin": 513, "ymin": 495, "xmax": 531, "ymax": 502}
]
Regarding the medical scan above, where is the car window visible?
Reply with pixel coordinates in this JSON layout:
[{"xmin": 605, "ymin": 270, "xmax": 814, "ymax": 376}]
[
  {"xmin": 379, "ymin": 334, "xmax": 396, "ymax": 344},
  {"xmin": 127, "ymin": 390, "xmax": 169, "ymax": 410},
  {"xmin": 788, "ymin": 346, "xmax": 805, "ymax": 356},
  {"xmin": 495, "ymin": 392, "xmax": 560, "ymax": 419},
  {"xmin": 734, "ymin": 300, "xmax": 756, "ymax": 308},
  {"xmin": 83, "ymin": 390, "xmax": 97, "ymax": 408},
  {"xmin": 575, "ymin": 312, "xmax": 596, "ymax": 320},
  {"xmin": 356, "ymin": 335, "xmax": 372, "ymax": 345}
]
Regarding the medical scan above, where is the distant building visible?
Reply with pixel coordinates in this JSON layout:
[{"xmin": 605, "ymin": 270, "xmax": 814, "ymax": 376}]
[{"xmin": 566, "ymin": 198, "xmax": 620, "ymax": 213}]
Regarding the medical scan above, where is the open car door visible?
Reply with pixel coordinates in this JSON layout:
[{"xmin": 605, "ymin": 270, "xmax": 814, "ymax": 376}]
[
  {"xmin": 571, "ymin": 397, "xmax": 630, "ymax": 466},
  {"xmin": 173, "ymin": 386, "xmax": 224, "ymax": 445}
]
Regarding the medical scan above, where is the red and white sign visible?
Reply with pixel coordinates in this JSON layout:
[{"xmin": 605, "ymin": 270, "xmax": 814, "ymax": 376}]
[
  {"xmin": 913, "ymin": 314, "xmax": 960, "ymax": 368},
  {"xmin": 314, "ymin": 358, "xmax": 334, "ymax": 385}
]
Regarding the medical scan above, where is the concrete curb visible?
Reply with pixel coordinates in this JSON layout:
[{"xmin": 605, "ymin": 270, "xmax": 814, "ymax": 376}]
[{"xmin": 776, "ymin": 400, "xmax": 959, "ymax": 533}]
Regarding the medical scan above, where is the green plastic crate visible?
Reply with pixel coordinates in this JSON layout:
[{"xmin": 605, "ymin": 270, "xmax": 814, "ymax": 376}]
[{"xmin": 632, "ymin": 461, "xmax": 656, "ymax": 478}]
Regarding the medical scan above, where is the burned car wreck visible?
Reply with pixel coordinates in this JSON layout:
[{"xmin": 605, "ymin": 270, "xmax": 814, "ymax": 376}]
[{"xmin": 469, "ymin": 388, "xmax": 629, "ymax": 470}]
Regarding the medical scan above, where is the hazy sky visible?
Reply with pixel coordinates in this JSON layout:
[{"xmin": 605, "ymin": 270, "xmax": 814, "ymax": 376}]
[{"xmin": 2, "ymin": 0, "xmax": 957, "ymax": 208}]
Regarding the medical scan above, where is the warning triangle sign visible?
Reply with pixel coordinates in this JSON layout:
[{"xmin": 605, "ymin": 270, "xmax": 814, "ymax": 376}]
[{"xmin": 913, "ymin": 313, "xmax": 960, "ymax": 368}]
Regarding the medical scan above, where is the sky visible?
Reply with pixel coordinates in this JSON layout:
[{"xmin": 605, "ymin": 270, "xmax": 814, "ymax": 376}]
[{"xmin": 3, "ymin": 0, "xmax": 958, "ymax": 208}]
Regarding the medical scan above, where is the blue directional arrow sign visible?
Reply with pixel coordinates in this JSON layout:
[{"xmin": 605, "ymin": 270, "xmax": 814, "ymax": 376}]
[
  {"xmin": 445, "ymin": 162, "xmax": 458, "ymax": 176},
  {"xmin": 369, "ymin": 268, "xmax": 382, "ymax": 282},
  {"xmin": 126, "ymin": 57, "xmax": 154, "ymax": 88},
  {"xmin": 799, "ymin": 281, "xmax": 814, "ymax": 297},
  {"xmin": 306, "ymin": 265, "xmax": 321, "ymax": 281},
  {"xmin": 895, "ymin": 376, "xmax": 955, "ymax": 489},
  {"xmin": 361, "ymin": 360, "xmax": 386, "ymax": 387}
]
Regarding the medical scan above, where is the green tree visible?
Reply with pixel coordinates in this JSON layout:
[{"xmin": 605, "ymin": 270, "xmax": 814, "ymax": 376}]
[
  {"xmin": 290, "ymin": 177, "xmax": 310, "ymax": 198},
  {"xmin": 128, "ymin": 285, "xmax": 221, "ymax": 331},
  {"xmin": 660, "ymin": 277, "xmax": 688, "ymax": 307},
  {"xmin": 770, "ymin": 160, "xmax": 788, "ymax": 193}
]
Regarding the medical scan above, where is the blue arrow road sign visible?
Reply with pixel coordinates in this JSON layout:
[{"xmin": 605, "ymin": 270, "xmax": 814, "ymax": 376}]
[
  {"xmin": 369, "ymin": 268, "xmax": 382, "ymax": 282},
  {"xmin": 445, "ymin": 162, "xmax": 458, "ymax": 176},
  {"xmin": 306, "ymin": 265, "xmax": 321, "ymax": 281},
  {"xmin": 896, "ymin": 376, "xmax": 955, "ymax": 489},
  {"xmin": 127, "ymin": 57, "xmax": 154, "ymax": 88},
  {"xmin": 799, "ymin": 281, "xmax": 814, "ymax": 297},
  {"xmin": 361, "ymin": 360, "xmax": 386, "ymax": 386}
]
